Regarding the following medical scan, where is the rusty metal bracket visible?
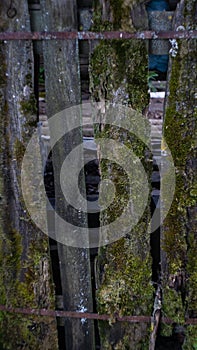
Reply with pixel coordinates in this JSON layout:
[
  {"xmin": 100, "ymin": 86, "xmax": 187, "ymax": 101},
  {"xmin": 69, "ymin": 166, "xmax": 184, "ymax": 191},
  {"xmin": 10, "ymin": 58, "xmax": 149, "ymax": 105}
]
[{"xmin": 0, "ymin": 30, "xmax": 196, "ymax": 41}]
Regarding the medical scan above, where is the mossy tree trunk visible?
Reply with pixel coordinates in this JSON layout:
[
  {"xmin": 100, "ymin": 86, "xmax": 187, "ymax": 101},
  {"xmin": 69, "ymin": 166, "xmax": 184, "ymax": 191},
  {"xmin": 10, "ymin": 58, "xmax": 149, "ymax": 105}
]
[
  {"xmin": 40, "ymin": 1, "xmax": 95, "ymax": 349},
  {"xmin": 90, "ymin": 1, "xmax": 153, "ymax": 349},
  {"xmin": 161, "ymin": 0, "xmax": 197, "ymax": 347},
  {"xmin": 0, "ymin": 2, "xmax": 58, "ymax": 349}
]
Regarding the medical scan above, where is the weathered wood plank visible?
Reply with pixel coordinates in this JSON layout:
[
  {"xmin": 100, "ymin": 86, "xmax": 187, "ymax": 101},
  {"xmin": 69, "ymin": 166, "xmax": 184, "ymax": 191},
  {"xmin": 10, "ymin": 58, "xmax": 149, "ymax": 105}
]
[
  {"xmin": 161, "ymin": 0, "xmax": 197, "ymax": 348},
  {"xmin": 0, "ymin": 1, "xmax": 58, "ymax": 349},
  {"xmin": 40, "ymin": 1, "xmax": 95, "ymax": 349},
  {"xmin": 89, "ymin": 1, "xmax": 154, "ymax": 349}
]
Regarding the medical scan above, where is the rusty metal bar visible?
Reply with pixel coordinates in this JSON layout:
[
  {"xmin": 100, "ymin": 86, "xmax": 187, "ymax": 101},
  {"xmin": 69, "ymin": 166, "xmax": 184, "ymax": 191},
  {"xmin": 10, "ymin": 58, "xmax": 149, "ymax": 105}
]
[
  {"xmin": 0, "ymin": 304, "xmax": 197, "ymax": 325},
  {"xmin": 0, "ymin": 30, "xmax": 197, "ymax": 41}
]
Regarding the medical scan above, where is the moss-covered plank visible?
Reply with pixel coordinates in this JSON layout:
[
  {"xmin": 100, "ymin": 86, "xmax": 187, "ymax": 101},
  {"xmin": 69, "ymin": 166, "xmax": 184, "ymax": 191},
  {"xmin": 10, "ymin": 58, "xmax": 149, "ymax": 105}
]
[
  {"xmin": 89, "ymin": 1, "xmax": 153, "ymax": 348},
  {"xmin": 0, "ymin": 2, "xmax": 58, "ymax": 349},
  {"xmin": 161, "ymin": 0, "xmax": 197, "ymax": 347}
]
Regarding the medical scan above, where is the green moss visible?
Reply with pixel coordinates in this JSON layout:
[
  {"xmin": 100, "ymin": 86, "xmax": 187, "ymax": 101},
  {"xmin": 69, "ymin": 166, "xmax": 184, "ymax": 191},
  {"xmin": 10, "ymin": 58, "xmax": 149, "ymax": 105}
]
[
  {"xmin": 91, "ymin": 1, "xmax": 113, "ymax": 31},
  {"xmin": 25, "ymin": 73, "xmax": 33, "ymax": 87},
  {"xmin": 20, "ymin": 93, "xmax": 37, "ymax": 116},
  {"xmin": 161, "ymin": 286, "xmax": 185, "ymax": 336},
  {"xmin": 110, "ymin": 0, "xmax": 124, "ymax": 29},
  {"xmin": 162, "ymin": 43, "xmax": 197, "ymax": 267},
  {"xmin": 183, "ymin": 325, "xmax": 197, "ymax": 350},
  {"xmin": 20, "ymin": 93, "xmax": 37, "ymax": 134},
  {"xmin": 14, "ymin": 138, "xmax": 26, "ymax": 165},
  {"xmin": 0, "ymin": 224, "xmax": 57, "ymax": 349},
  {"xmin": 39, "ymin": 91, "xmax": 45, "ymax": 99},
  {"xmin": 162, "ymin": 172, "xmax": 187, "ymax": 271},
  {"xmin": 97, "ymin": 248, "xmax": 153, "ymax": 316},
  {"xmin": 91, "ymin": 0, "xmax": 137, "ymax": 32},
  {"xmin": 109, "ymin": 0, "xmax": 133, "ymax": 31},
  {"xmin": 164, "ymin": 55, "xmax": 194, "ymax": 167},
  {"xmin": 97, "ymin": 181, "xmax": 152, "ymax": 346},
  {"xmin": 162, "ymin": 12, "xmax": 197, "ymax": 344},
  {"xmin": 95, "ymin": 125, "xmax": 152, "ymax": 348},
  {"xmin": 90, "ymin": 2, "xmax": 152, "ymax": 348},
  {"xmin": 90, "ymin": 1, "xmax": 149, "ymax": 110},
  {"xmin": 186, "ymin": 233, "xmax": 197, "ymax": 316},
  {"xmin": 0, "ymin": 39, "xmax": 58, "ymax": 349},
  {"xmin": 89, "ymin": 39, "xmax": 148, "ymax": 111}
]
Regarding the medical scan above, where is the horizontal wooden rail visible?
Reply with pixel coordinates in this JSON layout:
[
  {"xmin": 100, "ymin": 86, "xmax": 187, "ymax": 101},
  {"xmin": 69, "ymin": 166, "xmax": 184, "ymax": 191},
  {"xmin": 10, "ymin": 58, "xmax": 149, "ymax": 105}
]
[
  {"xmin": 0, "ymin": 30, "xmax": 197, "ymax": 41},
  {"xmin": 0, "ymin": 304, "xmax": 197, "ymax": 325}
]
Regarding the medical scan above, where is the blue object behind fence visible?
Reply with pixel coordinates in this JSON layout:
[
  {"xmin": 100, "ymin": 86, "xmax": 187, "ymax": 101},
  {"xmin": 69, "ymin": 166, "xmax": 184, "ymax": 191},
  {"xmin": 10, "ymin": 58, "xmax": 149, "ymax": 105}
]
[{"xmin": 147, "ymin": 0, "xmax": 170, "ymax": 73}]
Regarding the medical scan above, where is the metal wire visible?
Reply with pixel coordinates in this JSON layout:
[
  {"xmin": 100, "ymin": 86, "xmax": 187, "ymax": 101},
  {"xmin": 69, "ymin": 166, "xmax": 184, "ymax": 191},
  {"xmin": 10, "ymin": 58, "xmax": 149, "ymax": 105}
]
[
  {"xmin": 0, "ymin": 30, "xmax": 196, "ymax": 41},
  {"xmin": 0, "ymin": 304, "xmax": 197, "ymax": 324}
]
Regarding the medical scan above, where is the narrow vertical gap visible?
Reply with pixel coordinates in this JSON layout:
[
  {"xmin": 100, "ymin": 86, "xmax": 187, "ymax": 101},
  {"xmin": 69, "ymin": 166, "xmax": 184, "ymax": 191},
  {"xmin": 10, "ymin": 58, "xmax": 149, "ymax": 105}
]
[
  {"xmin": 146, "ymin": 0, "xmax": 172, "ymax": 285},
  {"xmin": 146, "ymin": 1, "xmax": 167, "ymax": 348},
  {"xmin": 34, "ymin": 53, "xmax": 40, "ymax": 121},
  {"xmin": 85, "ymin": 159, "xmax": 101, "ymax": 349},
  {"xmin": 146, "ymin": 0, "xmax": 163, "ymax": 290},
  {"xmin": 77, "ymin": 1, "xmax": 102, "ymax": 348}
]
